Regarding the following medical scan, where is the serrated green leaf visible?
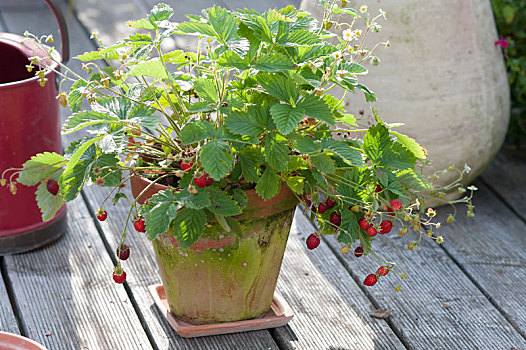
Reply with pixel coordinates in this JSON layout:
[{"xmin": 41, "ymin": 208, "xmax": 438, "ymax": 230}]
[
  {"xmin": 357, "ymin": 83, "xmax": 376, "ymax": 102},
  {"xmin": 342, "ymin": 62, "xmax": 367, "ymax": 74},
  {"xmin": 176, "ymin": 189, "xmax": 211, "ymax": 209},
  {"xmin": 332, "ymin": 6, "xmax": 359, "ymax": 17},
  {"xmin": 188, "ymin": 101, "xmax": 215, "ymax": 113},
  {"xmin": 364, "ymin": 124, "xmax": 416, "ymax": 170},
  {"xmin": 253, "ymin": 53, "xmax": 294, "ymax": 72},
  {"xmin": 336, "ymin": 113, "xmax": 357, "ymax": 126},
  {"xmin": 239, "ymin": 147, "xmax": 262, "ymax": 183},
  {"xmin": 67, "ymin": 80, "xmax": 87, "ymax": 113},
  {"xmin": 242, "ymin": 14, "xmax": 273, "ymax": 43},
  {"xmin": 148, "ymin": 3, "xmax": 174, "ymax": 24},
  {"xmin": 285, "ymin": 176, "xmax": 304, "ymax": 195},
  {"xmin": 35, "ymin": 181, "xmax": 65, "ymax": 221},
  {"xmin": 397, "ymin": 169, "xmax": 432, "ymax": 191},
  {"xmin": 230, "ymin": 188, "xmax": 248, "ymax": 208},
  {"xmin": 172, "ymin": 208, "xmax": 206, "ymax": 249},
  {"xmin": 126, "ymin": 18, "xmax": 156, "ymax": 29},
  {"xmin": 255, "ymin": 167, "xmax": 281, "ymax": 201},
  {"xmin": 62, "ymin": 111, "xmax": 119, "ymax": 134},
  {"xmin": 311, "ymin": 154, "xmax": 335, "ymax": 174},
  {"xmin": 207, "ymin": 191, "xmax": 242, "ymax": 216},
  {"xmin": 257, "ymin": 73, "xmax": 299, "ymax": 104},
  {"xmin": 363, "ymin": 123, "xmax": 392, "ymax": 164},
  {"xmin": 284, "ymin": 156, "xmax": 308, "ymax": 175},
  {"xmin": 207, "ymin": 6, "xmax": 238, "ymax": 44},
  {"xmin": 95, "ymin": 96, "xmax": 159, "ymax": 129},
  {"xmin": 225, "ymin": 216, "xmax": 243, "ymax": 237},
  {"xmin": 284, "ymin": 29, "xmax": 321, "ymax": 46},
  {"xmin": 390, "ymin": 131, "xmax": 427, "ymax": 160},
  {"xmin": 177, "ymin": 21, "xmax": 216, "ymax": 37},
  {"xmin": 17, "ymin": 152, "xmax": 66, "ymax": 186},
  {"xmin": 264, "ymin": 132, "xmax": 290, "ymax": 171},
  {"xmin": 194, "ymin": 77, "xmax": 219, "ymax": 103},
  {"xmin": 270, "ymin": 103, "xmax": 304, "ymax": 135},
  {"xmin": 217, "ymin": 51, "xmax": 249, "ymax": 70},
  {"xmin": 297, "ymin": 95, "xmax": 335, "ymax": 125},
  {"xmin": 295, "ymin": 43, "xmax": 339, "ymax": 63},
  {"xmin": 112, "ymin": 192, "xmax": 128, "ymax": 205},
  {"xmin": 338, "ymin": 210, "xmax": 360, "ymax": 244},
  {"xmin": 142, "ymin": 189, "xmax": 179, "ymax": 240},
  {"xmin": 290, "ymin": 134, "xmax": 319, "ymax": 153},
  {"xmin": 61, "ymin": 137, "xmax": 102, "ymax": 201},
  {"xmin": 225, "ymin": 110, "xmax": 264, "ymax": 136},
  {"xmin": 178, "ymin": 121, "xmax": 216, "ymax": 144},
  {"xmin": 126, "ymin": 59, "xmax": 169, "ymax": 79},
  {"xmin": 322, "ymin": 138, "xmax": 363, "ymax": 166},
  {"xmin": 200, "ymin": 139, "xmax": 234, "ymax": 180},
  {"xmin": 90, "ymin": 154, "xmax": 122, "ymax": 187}
]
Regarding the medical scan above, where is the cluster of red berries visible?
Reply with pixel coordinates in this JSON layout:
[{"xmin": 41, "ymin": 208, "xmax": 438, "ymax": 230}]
[
  {"xmin": 194, "ymin": 173, "xmax": 213, "ymax": 187},
  {"xmin": 363, "ymin": 266, "xmax": 390, "ymax": 286}
]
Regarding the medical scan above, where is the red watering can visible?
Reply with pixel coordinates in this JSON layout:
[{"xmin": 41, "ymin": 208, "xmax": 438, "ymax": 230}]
[{"xmin": 0, "ymin": 0, "xmax": 69, "ymax": 254}]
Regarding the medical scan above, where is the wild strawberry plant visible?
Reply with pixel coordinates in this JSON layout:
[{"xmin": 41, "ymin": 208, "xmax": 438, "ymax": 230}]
[{"xmin": 1, "ymin": 3, "xmax": 476, "ymax": 289}]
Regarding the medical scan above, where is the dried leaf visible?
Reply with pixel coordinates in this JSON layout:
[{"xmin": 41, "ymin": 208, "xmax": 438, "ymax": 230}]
[
  {"xmin": 442, "ymin": 302, "xmax": 451, "ymax": 308},
  {"xmin": 370, "ymin": 308, "xmax": 392, "ymax": 319},
  {"xmin": 45, "ymin": 330, "xmax": 52, "ymax": 337}
]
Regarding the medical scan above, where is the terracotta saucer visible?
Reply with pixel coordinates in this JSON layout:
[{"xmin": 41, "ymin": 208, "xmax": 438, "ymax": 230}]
[
  {"xmin": 148, "ymin": 284, "xmax": 294, "ymax": 338},
  {"xmin": 0, "ymin": 332, "xmax": 47, "ymax": 350}
]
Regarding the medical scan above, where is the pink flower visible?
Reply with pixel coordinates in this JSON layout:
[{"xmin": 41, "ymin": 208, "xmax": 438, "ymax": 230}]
[{"xmin": 494, "ymin": 35, "xmax": 509, "ymax": 49}]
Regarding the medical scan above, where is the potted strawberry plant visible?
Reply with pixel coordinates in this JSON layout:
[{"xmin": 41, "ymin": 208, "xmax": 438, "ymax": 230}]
[{"xmin": 1, "ymin": 2, "xmax": 476, "ymax": 325}]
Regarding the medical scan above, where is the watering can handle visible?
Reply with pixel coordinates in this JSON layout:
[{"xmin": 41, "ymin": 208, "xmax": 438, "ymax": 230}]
[{"xmin": 44, "ymin": 0, "xmax": 70, "ymax": 63}]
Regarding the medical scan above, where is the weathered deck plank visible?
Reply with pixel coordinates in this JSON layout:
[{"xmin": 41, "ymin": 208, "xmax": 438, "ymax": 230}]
[
  {"xmin": 3, "ymin": 197, "xmax": 154, "ymax": 349},
  {"xmin": 274, "ymin": 209, "xmax": 405, "ymax": 350},
  {"xmin": 437, "ymin": 181, "xmax": 526, "ymax": 340},
  {"xmin": 0, "ymin": 264, "xmax": 20, "ymax": 335},
  {"xmin": 481, "ymin": 149, "xmax": 526, "ymax": 220},
  {"xmin": 318, "ymin": 194, "xmax": 526, "ymax": 349},
  {"xmin": 222, "ymin": 0, "xmax": 301, "ymax": 11}
]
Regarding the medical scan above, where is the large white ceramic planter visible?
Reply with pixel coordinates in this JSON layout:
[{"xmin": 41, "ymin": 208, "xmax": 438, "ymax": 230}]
[{"xmin": 301, "ymin": 0, "xmax": 510, "ymax": 204}]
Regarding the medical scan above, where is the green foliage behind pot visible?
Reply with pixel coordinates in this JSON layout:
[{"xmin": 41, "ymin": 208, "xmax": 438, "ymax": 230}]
[{"xmin": 491, "ymin": 0, "xmax": 526, "ymax": 146}]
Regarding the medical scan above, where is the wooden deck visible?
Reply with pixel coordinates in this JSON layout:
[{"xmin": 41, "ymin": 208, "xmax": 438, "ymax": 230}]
[{"xmin": 1, "ymin": 0, "xmax": 526, "ymax": 349}]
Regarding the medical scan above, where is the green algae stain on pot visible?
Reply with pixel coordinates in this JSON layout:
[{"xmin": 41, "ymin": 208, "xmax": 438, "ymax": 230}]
[{"xmin": 152, "ymin": 207, "xmax": 296, "ymax": 324}]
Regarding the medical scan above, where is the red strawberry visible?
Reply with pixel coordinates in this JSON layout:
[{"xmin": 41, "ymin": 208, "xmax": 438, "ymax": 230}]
[
  {"xmin": 363, "ymin": 274, "xmax": 377, "ymax": 286},
  {"xmin": 380, "ymin": 220, "xmax": 393, "ymax": 234},
  {"xmin": 390, "ymin": 199, "xmax": 403, "ymax": 211},
  {"xmin": 387, "ymin": 206, "xmax": 395, "ymax": 216},
  {"xmin": 134, "ymin": 218, "xmax": 146, "ymax": 233},
  {"xmin": 318, "ymin": 203, "xmax": 328, "ymax": 214},
  {"xmin": 116, "ymin": 243, "xmax": 130, "ymax": 260},
  {"xmin": 366, "ymin": 226, "xmax": 377, "ymax": 237},
  {"xmin": 306, "ymin": 234, "xmax": 320, "ymax": 250},
  {"xmin": 376, "ymin": 266, "xmax": 389, "ymax": 276},
  {"xmin": 359, "ymin": 216, "xmax": 370, "ymax": 230},
  {"xmin": 325, "ymin": 198, "xmax": 334, "ymax": 208},
  {"xmin": 354, "ymin": 246, "xmax": 364, "ymax": 257},
  {"xmin": 113, "ymin": 268, "xmax": 126, "ymax": 284},
  {"xmin": 330, "ymin": 212, "xmax": 341, "ymax": 226},
  {"xmin": 375, "ymin": 184, "xmax": 382, "ymax": 193},
  {"xmin": 305, "ymin": 199, "xmax": 312, "ymax": 208},
  {"xmin": 311, "ymin": 204, "xmax": 317, "ymax": 213},
  {"xmin": 180, "ymin": 161, "xmax": 193, "ymax": 171},
  {"xmin": 194, "ymin": 173, "xmax": 213, "ymax": 187},
  {"xmin": 96, "ymin": 209, "xmax": 107, "ymax": 221},
  {"xmin": 46, "ymin": 179, "xmax": 59, "ymax": 195}
]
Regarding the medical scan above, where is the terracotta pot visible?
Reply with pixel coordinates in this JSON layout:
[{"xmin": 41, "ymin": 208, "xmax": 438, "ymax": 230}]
[
  {"xmin": 0, "ymin": 332, "xmax": 47, "ymax": 350},
  {"xmin": 130, "ymin": 174, "xmax": 298, "ymax": 324},
  {"xmin": 301, "ymin": 0, "xmax": 510, "ymax": 205}
]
